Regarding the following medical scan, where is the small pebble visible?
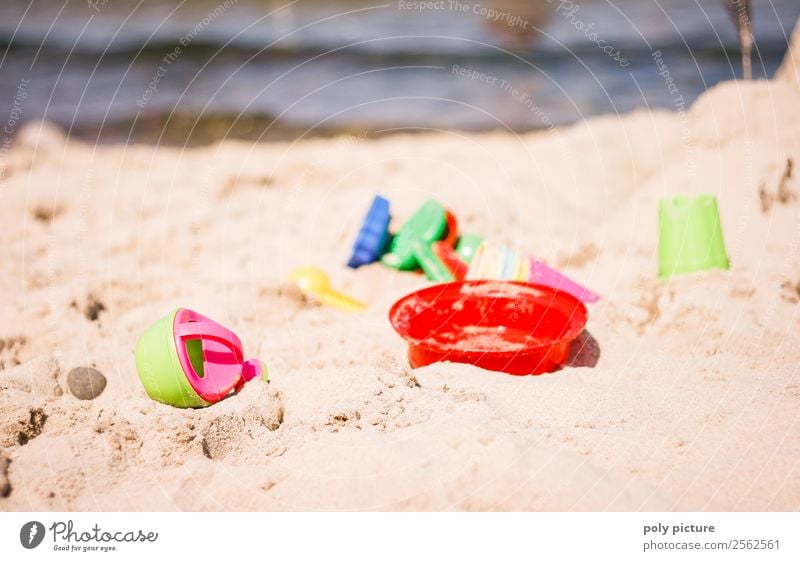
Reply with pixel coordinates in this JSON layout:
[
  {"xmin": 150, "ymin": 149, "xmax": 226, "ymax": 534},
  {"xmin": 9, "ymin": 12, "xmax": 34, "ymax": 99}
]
[{"xmin": 67, "ymin": 367, "xmax": 107, "ymax": 400}]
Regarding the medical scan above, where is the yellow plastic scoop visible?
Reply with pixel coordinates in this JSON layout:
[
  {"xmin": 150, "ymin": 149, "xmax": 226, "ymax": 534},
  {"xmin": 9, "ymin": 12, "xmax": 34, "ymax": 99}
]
[{"xmin": 287, "ymin": 266, "xmax": 366, "ymax": 313}]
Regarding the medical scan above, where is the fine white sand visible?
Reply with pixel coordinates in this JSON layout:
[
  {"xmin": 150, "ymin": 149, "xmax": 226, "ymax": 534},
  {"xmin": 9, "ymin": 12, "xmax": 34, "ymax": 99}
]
[{"xmin": 1, "ymin": 28, "xmax": 799, "ymax": 511}]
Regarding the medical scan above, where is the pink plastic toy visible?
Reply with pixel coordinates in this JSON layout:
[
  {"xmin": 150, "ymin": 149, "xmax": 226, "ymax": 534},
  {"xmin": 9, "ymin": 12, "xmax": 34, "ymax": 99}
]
[
  {"xmin": 135, "ymin": 308, "xmax": 267, "ymax": 408},
  {"xmin": 173, "ymin": 309, "xmax": 264, "ymax": 402},
  {"xmin": 529, "ymin": 258, "xmax": 601, "ymax": 304}
]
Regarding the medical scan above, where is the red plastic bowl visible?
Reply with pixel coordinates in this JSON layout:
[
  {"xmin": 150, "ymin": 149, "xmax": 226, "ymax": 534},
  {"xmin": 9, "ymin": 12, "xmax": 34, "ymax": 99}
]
[{"xmin": 389, "ymin": 280, "xmax": 588, "ymax": 375}]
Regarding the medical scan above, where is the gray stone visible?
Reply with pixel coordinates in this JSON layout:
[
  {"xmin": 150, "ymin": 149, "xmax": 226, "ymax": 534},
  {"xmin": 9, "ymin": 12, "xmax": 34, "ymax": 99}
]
[{"xmin": 67, "ymin": 367, "xmax": 107, "ymax": 400}]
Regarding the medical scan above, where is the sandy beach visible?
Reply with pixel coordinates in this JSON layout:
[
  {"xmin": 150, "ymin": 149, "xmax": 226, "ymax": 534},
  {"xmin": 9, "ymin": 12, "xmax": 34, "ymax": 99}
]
[{"xmin": 1, "ymin": 23, "xmax": 799, "ymax": 512}]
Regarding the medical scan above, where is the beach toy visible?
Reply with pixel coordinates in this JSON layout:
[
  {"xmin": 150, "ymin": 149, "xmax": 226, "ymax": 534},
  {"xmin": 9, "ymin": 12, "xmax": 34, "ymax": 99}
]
[
  {"xmin": 500, "ymin": 246, "xmax": 530, "ymax": 281},
  {"xmin": 288, "ymin": 266, "xmax": 366, "ymax": 313},
  {"xmin": 347, "ymin": 195, "xmax": 391, "ymax": 268},
  {"xmin": 529, "ymin": 259, "xmax": 601, "ymax": 304},
  {"xmin": 441, "ymin": 210, "xmax": 460, "ymax": 247},
  {"xmin": 135, "ymin": 308, "xmax": 267, "ymax": 408},
  {"xmin": 389, "ymin": 281, "xmax": 588, "ymax": 375},
  {"xmin": 658, "ymin": 194, "xmax": 730, "ymax": 279},
  {"xmin": 465, "ymin": 241, "xmax": 526, "ymax": 280},
  {"xmin": 398, "ymin": 208, "xmax": 460, "ymax": 281},
  {"xmin": 412, "ymin": 239, "xmax": 454, "ymax": 283},
  {"xmin": 466, "ymin": 240, "xmax": 600, "ymax": 304},
  {"xmin": 464, "ymin": 240, "xmax": 501, "ymax": 279},
  {"xmin": 432, "ymin": 241, "xmax": 468, "ymax": 280},
  {"xmin": 455, "ymin": 233, "xmax": 484, "ymax": 264},
  {"xmin": 381, "ymin": 199, "xmax": 447, "ymax": 270}
]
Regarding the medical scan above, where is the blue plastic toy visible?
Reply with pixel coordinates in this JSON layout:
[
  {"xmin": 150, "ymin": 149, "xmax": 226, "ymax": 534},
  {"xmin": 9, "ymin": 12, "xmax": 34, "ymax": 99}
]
[{"xmin": 347, "ymin": 195, "xmax": 391, "ymax": 268}]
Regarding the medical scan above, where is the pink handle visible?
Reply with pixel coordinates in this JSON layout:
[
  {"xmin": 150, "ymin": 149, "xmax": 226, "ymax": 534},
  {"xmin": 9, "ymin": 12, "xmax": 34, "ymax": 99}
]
[
  {"xmin": 175, "ymin": 321, "xmax": 243, "ymax": 361},
  {"xmin": 172, "ymin": 309, "xmax": 253, "ymax": 403},
  {"xmin": 529, "ymin": 258, "xmax": 601, "ymax": 304}
]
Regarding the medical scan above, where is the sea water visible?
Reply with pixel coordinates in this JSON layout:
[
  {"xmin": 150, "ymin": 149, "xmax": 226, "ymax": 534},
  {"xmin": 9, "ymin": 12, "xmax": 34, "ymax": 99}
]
[{"xmin": 0, "ymin": 0, "xmax": 797, "ymax": 144}]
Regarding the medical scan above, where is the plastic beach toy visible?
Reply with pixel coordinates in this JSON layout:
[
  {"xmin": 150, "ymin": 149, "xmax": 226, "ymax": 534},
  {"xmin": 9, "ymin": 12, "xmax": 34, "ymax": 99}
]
[
  {"xmin": 412, "ymin": 239, "xmax": 454, "ymax": 283},
  {"xmin": 658, "ymin": 194, "xmax": 730, "ymax": 279},
  {"xmin": 135, "ymin": 308, "xmax": 267, "ymax": 408},
  {"xmin": 455, "ymin": 233, "xmax": 485, "ymax": 264},
  {"xmin": 381, "ymin": 199, "xmax": 447, "ymax": 270},
  {"xmin": 396, "ymin": 207, "xmax": 461, "ymax": 281},
  {"xmin": 529, "ymin": 259, "xmax": 601, "ymax": 304},
  {"xmin": 347, "ymin": 195, "xmax": 391, "ymax": 268},
  {"xmin": 389, "ymin": 281, "xmax": 587, "ymax": 375},
  {"xmin": 432, "ymin": 241, "xmax": 468, "ymax": 280},
  {"xmin": 441, "ymin": 210, "xmax": 460, "ymax": 247},
  {"xmin": 466, "ymin": 240, "xmax": 600, "ymax": 304},
  {"xmin": 465, "ymin": 241, "xmax": 528, "ymax": 281},
  {"xmin": 288, "ymin": 266, "xmax": 366, "ymax": 313}
]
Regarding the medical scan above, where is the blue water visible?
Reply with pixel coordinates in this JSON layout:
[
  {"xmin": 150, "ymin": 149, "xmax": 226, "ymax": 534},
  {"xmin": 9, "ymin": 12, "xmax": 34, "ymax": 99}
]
[{"xmin": 1, "ymin": 0, "xmax": 798, "ymax": 144}]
